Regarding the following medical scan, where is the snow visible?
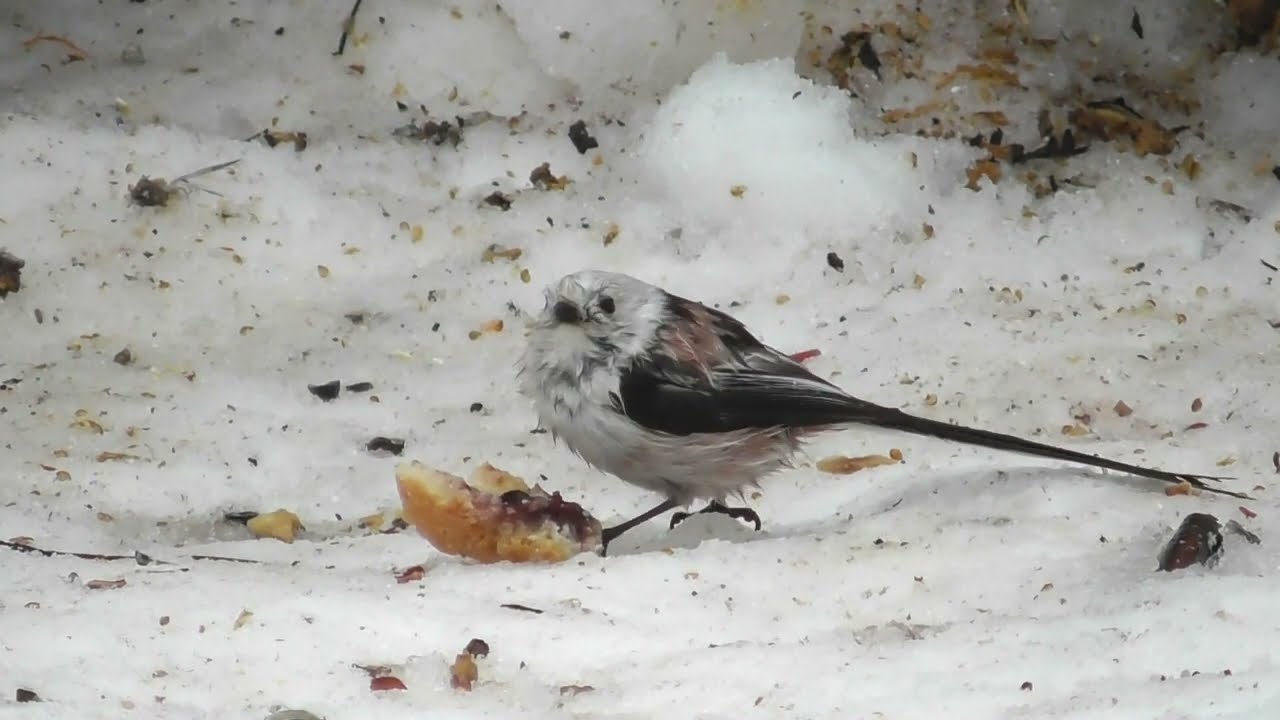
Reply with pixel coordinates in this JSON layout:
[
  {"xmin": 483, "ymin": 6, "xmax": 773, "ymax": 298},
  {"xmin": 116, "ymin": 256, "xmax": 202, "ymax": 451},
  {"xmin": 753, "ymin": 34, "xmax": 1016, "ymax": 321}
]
[{"xmin": 1, "ymin": 1, "xmax": 1278, "ymax": 718}]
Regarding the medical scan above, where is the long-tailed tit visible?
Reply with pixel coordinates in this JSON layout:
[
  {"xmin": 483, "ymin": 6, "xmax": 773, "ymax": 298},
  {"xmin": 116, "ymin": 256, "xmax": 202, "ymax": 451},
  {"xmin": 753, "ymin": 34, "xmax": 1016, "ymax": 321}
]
[{"xmin": 518, "ymin": 270, "xmax": 1247, "ymax": 552}]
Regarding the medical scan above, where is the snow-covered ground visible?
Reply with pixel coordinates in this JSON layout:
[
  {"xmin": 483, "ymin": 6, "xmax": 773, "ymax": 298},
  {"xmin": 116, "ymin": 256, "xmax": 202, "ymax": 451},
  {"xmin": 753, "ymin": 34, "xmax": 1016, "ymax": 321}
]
[{"xmin": 2, "ymin": 1, "xmax": 1278, "ymax": 717}]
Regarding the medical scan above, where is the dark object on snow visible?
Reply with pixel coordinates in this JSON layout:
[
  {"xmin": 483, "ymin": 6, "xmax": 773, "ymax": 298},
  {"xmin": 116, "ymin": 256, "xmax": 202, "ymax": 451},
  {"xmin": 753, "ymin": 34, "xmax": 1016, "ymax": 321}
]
[
  {"xmin": 366, "ymin": 436, "xmax": 405, "ymax": 456},
  {"xmin": 16, "ymin": 688, "xmax": 40, "ymax": 703},
  {"xmin": 826, "ymin": 252, "xmax": 845, "ymax": 272},
  {"xmin": 483, "ymin": 191, "xmax": 512, "ymax": 211},
  {"xmin": 223, "ymin": 511, "xmax": 259, "ymax": 524},
  {"xmin": 346, "ymin": 381, "xmax": 374, "ymax": 393},
  {"xmin": 568, "ymin": 120, "xmax": 598, "ymax": 154},
  {"xmin": 307, "ymin": 380, "xmax": 342, "ymax": 401},
  {"xmin": 1157, "ymin": 513, "xmax": 1224, "ymax": 571},
  {"xmin": 0, "ymin": 250, "xmax": 23, "ymax": 297}
]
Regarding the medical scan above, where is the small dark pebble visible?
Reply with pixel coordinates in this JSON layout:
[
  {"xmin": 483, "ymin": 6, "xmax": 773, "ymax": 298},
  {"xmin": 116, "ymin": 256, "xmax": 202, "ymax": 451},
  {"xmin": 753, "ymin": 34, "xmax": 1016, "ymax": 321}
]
[
  {"xmin": 1157, "ymin": 513, "xmax": 1224, "ymax": 571},
  {"xmin": 346, "ymin": 381, "xmax": 374, "ymax": 393},
  {"xmin": 568, "ymin": 120, "xmax": 598, "ymax": 154},
  {"xmin": 247, "ymin": 457, "xmax": 258, "ymax": 467},
  {"xmin": 826, "ymin": 251, "xmax": 845, "ymax": 272},
  {"xmin": 1130, "ymin": 9, "xmax": 1143, "ymax": 39},
  {"xmin": 366, "ymin": 436, "xmax": 405, "ymax": 455},
  {"xmin": 274, "ymin": 26, "xmax": 285, "ymax": 35},
  {"xmin": 307, "ymin": 380, "xmax": 341, "ymax": 401},
  {"xmin": 223, "ymin": 511, "xmax": 259, "ymax": 524},
  {"xmin": 0, "ymin": 250, "xmax": 25, "ymax": 297},
  {"xmin": 113, "ymin": 347, "xmax": 133, "ymax": 366},
  {"xmin": 1273, "ymin": 165, "xmax": 1280, "ymax": 183},
  {"xmin": 857, "ymin": 37, "xmax": 881, "ymax": 79},
  {"xmin": 134, "ymin": 550, "xmax": 154, "ymax": 566},
  {"xmin": 1020, "ymin": 681, "xmax": 1033, "ymax": 691},
  {"xmin": 483, "ymin": 191, "xmax": 512, "ymax": 211},
  {"xmin": 16, "ymin": 688, "xmax": 40, "ymax": 703},
  {"xmin": 469, "ymin": 402, "xmax": 484, "ymax": 413},
  {"xmin": 464, "ymin": 638, "xmax": 490, "ymax": 657}
]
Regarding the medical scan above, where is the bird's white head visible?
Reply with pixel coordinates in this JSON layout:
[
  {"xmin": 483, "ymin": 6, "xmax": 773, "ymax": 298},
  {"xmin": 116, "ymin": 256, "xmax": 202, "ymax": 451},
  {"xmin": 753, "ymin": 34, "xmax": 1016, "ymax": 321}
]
[{"xmin": 519, "ymin": 270, "xmax": 668, "ymax": 388}]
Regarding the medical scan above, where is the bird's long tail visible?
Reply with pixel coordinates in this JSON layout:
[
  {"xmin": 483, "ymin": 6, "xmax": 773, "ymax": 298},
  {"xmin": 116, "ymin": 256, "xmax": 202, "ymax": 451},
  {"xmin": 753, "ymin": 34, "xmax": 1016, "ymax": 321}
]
[{"xmin": 838, "ymin": 399, "xmax": 1251, "ymax": 499}]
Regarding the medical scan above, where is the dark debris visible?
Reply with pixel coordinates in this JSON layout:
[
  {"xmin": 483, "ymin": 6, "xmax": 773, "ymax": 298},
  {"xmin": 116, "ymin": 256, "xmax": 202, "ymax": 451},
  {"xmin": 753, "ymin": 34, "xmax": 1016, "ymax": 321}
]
[
  {"xmin": 366, "ymin": 436, "xmax": 405, "ymax": 456},
  {"xmin": 307, "ymin": 380, "xmax": 342, "ymax": 401},
  {"xmin": 0, "ymin": 250, "xmax": 24, "ymax": 297},
  {"xmin": 568, "ymin": 120, "xmax": 598, "ymax": 154}
]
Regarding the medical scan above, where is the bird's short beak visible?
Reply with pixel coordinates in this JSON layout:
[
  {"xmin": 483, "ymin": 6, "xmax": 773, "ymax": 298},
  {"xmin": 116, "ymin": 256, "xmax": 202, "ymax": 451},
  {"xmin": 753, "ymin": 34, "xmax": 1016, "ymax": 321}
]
[{"xmin": 552, "ymin": 300, "xmax": 581, "ymax": 325}]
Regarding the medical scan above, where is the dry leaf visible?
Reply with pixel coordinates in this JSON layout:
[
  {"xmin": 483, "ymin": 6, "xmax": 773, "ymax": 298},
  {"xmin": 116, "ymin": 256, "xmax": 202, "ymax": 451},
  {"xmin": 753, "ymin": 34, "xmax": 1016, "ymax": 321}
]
[
  {"xmin": 816, "ymin": 454, "xmax": 901, "ymax": 474},
  {"xmin": 450, "ymin": 653, "xmax": 478, "ymax": 691},
  {"xmin": 1164, "ymin": 481, "xmax": 1200, "ymax": 497},
  {"xmin": 233, "ymin": 609, "xmax": 254, "ymax": 630},
  {"xmin": 1114, "ymin": 400, "xmax": 1133, "ymax": 417},
  {"xmin": 965, "ymin": 160, "xmax": 1002, "ymax": 190},
  {"xmin": 246, "ymin": 509, "xmax": 303, "ymax": 543},
  {"xmin": 96, "ymin": 451, "xmax": 137, "ymax": 462}
]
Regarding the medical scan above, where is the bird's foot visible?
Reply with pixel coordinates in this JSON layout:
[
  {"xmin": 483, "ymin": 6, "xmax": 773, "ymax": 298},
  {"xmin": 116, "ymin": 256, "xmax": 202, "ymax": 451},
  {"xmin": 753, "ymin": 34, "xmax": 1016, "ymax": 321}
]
[{"xmin": 669, "ymin": 501, "xmax": 762, "ymax": 532}]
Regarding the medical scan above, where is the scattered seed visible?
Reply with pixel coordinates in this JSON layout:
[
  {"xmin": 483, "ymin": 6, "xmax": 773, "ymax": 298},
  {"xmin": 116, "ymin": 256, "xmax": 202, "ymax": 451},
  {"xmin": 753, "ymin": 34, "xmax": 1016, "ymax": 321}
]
[
  {"xmin": 395, "ymin": 565, "xmax": 427, "ymax": 584},
  {"xmin": 481, "ymin": 244, "xmax": 522, "ymax": 263},
  {"xmin": 317, "ymin": 265, "xmax": 330, "ymax": 278},
  {"xmin": 1157, "ymin": 513, "xmax": 1223, "ymax": 571},
  {"xmin": 370, "ymin": 676, "xmax": 407, "ymax": 692},
  {"xmin": 789, "ymin": 348, "xmax": 821, "ymax": 363},
  {"xmin": 729, "ymin": 184, "xmax": 747, "ymax": 198}
]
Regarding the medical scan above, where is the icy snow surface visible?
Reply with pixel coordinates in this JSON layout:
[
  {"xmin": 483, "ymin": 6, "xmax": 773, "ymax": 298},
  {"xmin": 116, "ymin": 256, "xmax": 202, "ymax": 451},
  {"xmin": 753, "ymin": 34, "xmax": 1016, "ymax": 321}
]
[{"xmin": 2, "ymin": 1, "xmax": 1278, "ymax": 718}]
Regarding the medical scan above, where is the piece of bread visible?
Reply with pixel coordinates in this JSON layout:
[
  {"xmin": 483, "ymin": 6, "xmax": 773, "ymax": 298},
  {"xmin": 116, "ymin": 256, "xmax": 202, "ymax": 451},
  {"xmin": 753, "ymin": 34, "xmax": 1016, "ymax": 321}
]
[{"xmin": 395, "ymin": 461, "xmax": 602, "ymax": 563}]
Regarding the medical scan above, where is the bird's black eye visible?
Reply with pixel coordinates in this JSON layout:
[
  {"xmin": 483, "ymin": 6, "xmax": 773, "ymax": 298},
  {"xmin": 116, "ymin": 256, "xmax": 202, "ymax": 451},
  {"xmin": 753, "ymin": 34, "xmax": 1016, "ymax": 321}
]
[
  {"xmin": 598, "ymin": 295, "xmax": 616, "ymax": 315},
  {"xmin": 552, "ymin": 301, "xmax": 581, "ymax": 324}
]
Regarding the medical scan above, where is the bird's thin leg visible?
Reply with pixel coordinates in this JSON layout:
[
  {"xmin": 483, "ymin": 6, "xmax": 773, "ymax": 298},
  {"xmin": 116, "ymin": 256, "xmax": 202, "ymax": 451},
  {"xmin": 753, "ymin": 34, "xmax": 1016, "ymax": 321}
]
[
  {"xmin": 600, "ymin": 499, "xmax": 680, "ymax": 555},
  {"xmin": 669, "ymin": 500, "xmax": 762, "ymax": 532}
]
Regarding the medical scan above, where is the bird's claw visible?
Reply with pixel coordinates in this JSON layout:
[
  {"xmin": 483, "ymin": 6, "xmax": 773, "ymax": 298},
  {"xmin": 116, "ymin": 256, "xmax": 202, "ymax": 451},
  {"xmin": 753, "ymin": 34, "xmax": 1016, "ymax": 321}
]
[{"xmin": 669, "ymin": 501, "xmax": 762, "ymax": 532}]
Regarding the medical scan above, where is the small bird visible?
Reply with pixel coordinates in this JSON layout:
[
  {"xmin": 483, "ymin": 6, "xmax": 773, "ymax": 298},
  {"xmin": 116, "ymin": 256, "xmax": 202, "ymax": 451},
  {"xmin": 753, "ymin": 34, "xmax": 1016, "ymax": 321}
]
[{"xmin": 518, "ymin": 270, "xmax": 1247, "ymax": 552}]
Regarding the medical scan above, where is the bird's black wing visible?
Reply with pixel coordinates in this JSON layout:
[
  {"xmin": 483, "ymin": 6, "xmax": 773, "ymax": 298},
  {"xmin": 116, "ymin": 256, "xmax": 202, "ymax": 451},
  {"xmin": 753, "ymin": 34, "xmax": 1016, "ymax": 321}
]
[{"xmin": 612, "ymin": 328, "xmax": 861, "ymax": 437}]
